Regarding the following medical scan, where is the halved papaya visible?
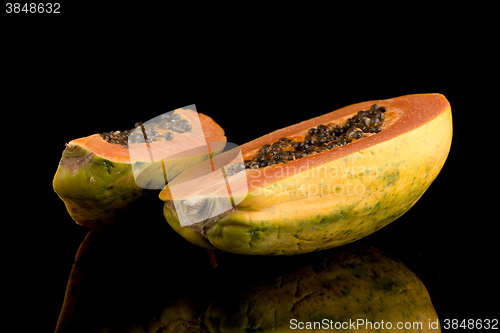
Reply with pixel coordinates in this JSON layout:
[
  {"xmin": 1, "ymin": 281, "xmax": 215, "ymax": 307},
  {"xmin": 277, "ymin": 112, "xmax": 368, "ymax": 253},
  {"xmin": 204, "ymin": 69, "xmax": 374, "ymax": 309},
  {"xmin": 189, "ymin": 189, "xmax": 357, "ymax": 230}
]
[
  {"xmin": 159, "ymin": 94, "xmax": 452, "ymax": 255},
  {"xmin": 53, "ymin": 107, "xmax": 226, "ymax": 228}
]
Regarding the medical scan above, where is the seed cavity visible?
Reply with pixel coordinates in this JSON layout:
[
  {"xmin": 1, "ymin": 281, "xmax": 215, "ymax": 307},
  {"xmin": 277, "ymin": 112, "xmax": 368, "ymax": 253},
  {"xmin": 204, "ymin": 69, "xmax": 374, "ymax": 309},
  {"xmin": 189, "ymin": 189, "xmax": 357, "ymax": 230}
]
[
  {"xmin": 99, "ymin": 111, "xmax": 192, "ymax": 147},
  {"xmin": 225, "ymin": 104, "xmax": 386, "ymax": 176}
]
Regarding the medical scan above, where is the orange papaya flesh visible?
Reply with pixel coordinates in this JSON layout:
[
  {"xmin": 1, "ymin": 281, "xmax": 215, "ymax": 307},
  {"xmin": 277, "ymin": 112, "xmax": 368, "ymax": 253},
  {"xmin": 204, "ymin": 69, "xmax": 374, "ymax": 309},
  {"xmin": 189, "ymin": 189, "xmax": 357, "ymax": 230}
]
[
  {"xmin": 53, "ymin": 109, "xmax": 226, "ymax": 228},
  {"xmin": 160, "ymin": 94, "xmax": 452, "ymax": 255}
]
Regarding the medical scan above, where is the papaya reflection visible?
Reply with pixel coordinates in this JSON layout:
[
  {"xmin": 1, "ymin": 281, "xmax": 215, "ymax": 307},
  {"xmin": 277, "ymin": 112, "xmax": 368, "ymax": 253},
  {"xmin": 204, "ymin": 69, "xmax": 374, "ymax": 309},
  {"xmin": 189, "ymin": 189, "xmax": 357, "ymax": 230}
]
[{"xmin": 55, "ymin": 229, "xmax": 439, "ymax": 333}]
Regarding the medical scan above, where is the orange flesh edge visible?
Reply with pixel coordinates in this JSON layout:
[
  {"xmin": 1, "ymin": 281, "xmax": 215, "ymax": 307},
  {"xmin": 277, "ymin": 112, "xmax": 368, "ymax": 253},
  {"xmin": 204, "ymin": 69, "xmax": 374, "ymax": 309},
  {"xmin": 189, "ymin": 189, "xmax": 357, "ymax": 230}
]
[
  {"xmin": 160, "ymin": 94, "xmax": 450, "ymax": 200},
  {"xmin": 67, "ymin": 111, "xmax": 226, "ymax": 163}
]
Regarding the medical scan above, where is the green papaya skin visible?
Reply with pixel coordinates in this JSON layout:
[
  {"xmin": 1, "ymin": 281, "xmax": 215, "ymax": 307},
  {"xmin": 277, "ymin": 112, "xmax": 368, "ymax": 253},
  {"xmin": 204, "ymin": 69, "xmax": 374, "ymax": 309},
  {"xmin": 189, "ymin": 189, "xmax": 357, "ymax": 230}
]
[
  {"xmin": 53, "ymin": 145, "xmax": 150, "ymax": 227},
  {"xmin": 53, "ymin": 143, "xmax": 214, "ymax": 228}
]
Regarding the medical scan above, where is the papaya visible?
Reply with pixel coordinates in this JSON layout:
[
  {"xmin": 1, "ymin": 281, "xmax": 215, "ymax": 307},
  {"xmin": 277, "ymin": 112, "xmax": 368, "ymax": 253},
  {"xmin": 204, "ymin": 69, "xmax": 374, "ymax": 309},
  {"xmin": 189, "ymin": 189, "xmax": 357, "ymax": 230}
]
[
  {"xmin": 53, "ymin": 107, "xmax": 226, "ymax": 227},
  {"xmin": 153, "ymin": 245, "xmax": 440, "ymax": 332},
  {"xmin": 160, "ymin": 94, "xmax": 452, "ymax": 255}
]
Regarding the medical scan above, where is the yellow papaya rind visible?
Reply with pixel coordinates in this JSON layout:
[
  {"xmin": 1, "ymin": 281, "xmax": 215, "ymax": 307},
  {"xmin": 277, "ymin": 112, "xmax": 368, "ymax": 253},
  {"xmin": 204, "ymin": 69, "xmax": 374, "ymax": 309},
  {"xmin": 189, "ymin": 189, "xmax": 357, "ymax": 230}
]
[{"xmin": 164, "ymin": 103, "xmax": 452, "ymax": 255}]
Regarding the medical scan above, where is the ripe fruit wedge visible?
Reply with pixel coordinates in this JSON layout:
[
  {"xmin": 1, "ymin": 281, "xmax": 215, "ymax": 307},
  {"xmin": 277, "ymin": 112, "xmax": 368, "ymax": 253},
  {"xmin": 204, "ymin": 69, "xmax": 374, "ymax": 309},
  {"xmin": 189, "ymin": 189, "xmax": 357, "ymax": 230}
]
[
  {"xmin": 160, "ymin": 94, "xmax": 452, "ymax": 255},
  {"xmin": 53, "ymin": 108, "xmax": 226, "ymax": 228}
]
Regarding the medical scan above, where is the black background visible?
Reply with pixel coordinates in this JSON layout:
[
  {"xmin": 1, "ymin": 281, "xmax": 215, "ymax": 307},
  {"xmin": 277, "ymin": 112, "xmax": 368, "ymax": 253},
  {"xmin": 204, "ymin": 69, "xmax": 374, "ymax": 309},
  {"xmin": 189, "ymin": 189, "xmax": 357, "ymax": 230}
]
[{"xmin": 2, "ymin": 7, "xmax": 497, "ymax": 332}]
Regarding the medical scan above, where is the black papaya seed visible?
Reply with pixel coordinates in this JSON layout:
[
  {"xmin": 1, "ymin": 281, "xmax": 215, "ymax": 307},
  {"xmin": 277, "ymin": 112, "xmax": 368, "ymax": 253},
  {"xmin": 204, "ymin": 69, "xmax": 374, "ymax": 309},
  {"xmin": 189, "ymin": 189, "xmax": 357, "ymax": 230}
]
[
  {"xmin": 293, "ymin": 141, "xmax": 304, "ymax": 151},
  {"xmin": 304, "ymin": 135, "xmax": 315, "ymax": 145},
  {"xmin": 250, "ymin": 162, "xmax": 260, "ymax": 169},
  {"xmin": 353, "ymin": 131, "xmax": 364, "ymax": 139},
  {"xmin": 234, "ymin": 162, "xmax": 245, "ymax": 171},
  {"xmin": 308, "ymin": 128, "xmax": 318, "ymax": 135},
  {"xmin": 260, "ymin": 146, "xmax": 270, "ymax": 155},
  {"xmin": 317, "ymin": 124, "xmax": 329, "ymax": 133},
  {"xmin": 305, "ymin": 146, "xmax": 316, "ymax": 154},
  {"xmin": 357, "ymin": 123, "xmax": 368, "ymax": 132},
  {"xmin": 254, "ymin": 154, "xmax": 265, "ymax": 162},
  {"xmin": 295, "ymin": 152, "xmax": 307, "ymax": 158},
  {"xmin": 369, "ymin": 117, "xmax": 380, "ymax": 126},
  {"xmin": 271, "ymin": 154, "xmax": 281, "ymax": 160},
  {"xmin": 315, "ymin": 137, "xmax": 326, "ymax": 145},
  {"xmin": 165, "ymin": 132, "xmax": 174, "ymax": 141}
]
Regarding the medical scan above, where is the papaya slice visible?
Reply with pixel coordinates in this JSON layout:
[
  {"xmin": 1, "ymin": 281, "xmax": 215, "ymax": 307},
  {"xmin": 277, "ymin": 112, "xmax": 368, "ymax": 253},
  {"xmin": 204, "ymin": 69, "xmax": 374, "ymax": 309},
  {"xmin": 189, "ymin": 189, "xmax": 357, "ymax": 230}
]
[
  {"xmin": 159, "ymin": 94, "xmax": 452, "ymax": 255},
  {"xmin": 53, "ymin": 107, "xmax": 226, "ymax": 227}
]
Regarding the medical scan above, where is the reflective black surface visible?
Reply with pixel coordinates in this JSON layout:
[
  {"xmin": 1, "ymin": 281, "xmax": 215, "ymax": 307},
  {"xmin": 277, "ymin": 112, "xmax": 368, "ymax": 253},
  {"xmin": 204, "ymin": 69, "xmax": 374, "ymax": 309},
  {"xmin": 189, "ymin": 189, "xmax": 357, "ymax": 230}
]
[{"xmin": 54, "ymin": 230, "xmax": 440, "ymax": 332}]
